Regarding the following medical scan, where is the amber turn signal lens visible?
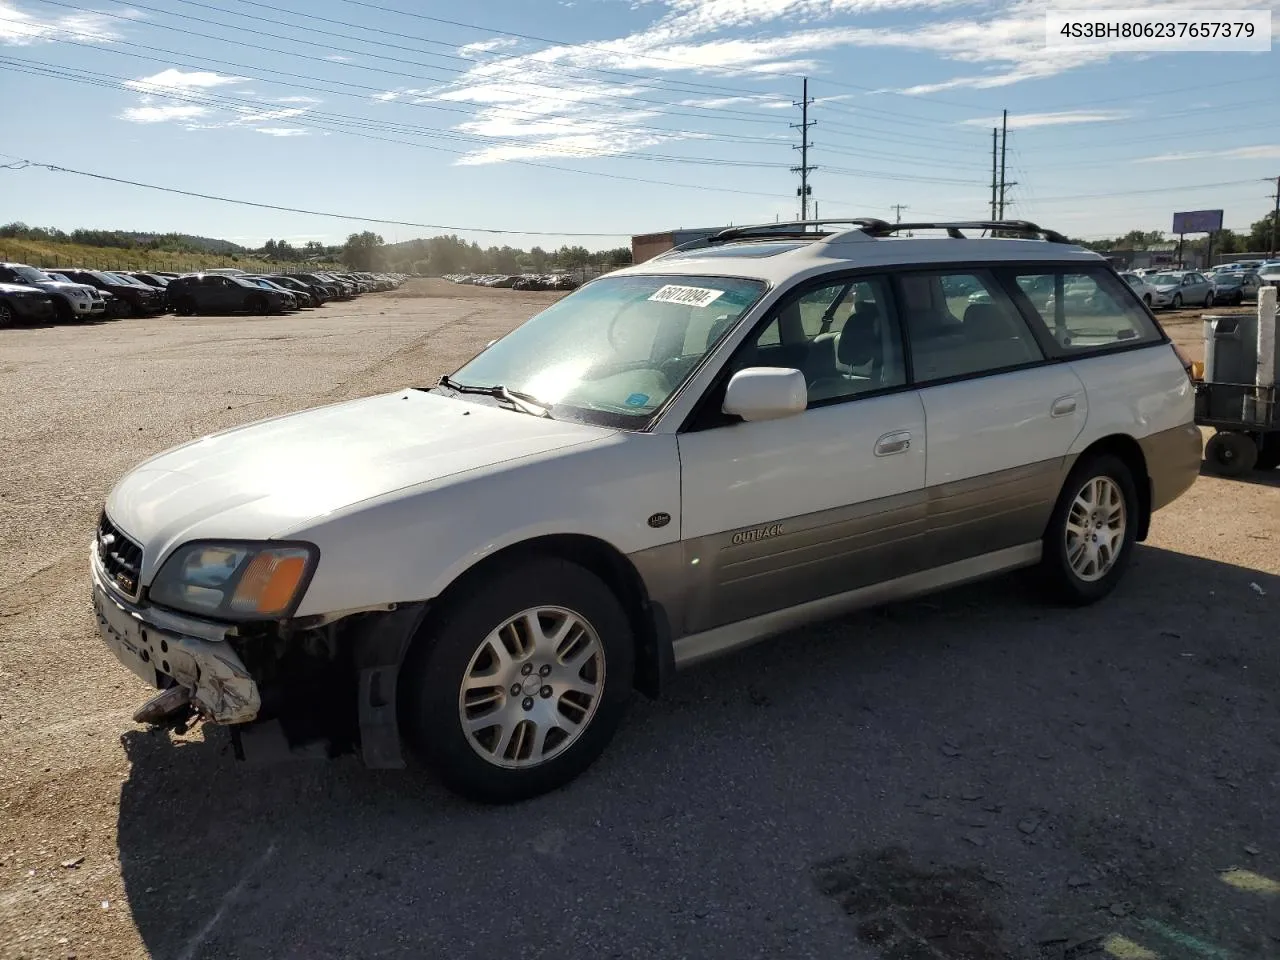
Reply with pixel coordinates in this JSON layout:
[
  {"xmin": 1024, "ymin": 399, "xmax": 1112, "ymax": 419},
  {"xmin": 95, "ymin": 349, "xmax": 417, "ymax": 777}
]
[{"xmin": 230, "ymin": 551, "xmax": 308, "ymax": 616}]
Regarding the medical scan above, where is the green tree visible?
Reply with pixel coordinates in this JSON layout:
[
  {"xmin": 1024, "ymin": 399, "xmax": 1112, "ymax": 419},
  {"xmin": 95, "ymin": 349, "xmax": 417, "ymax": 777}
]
[
  {"xmin": 342, "ymin": 231, "xmax": 385, "ymax": 270},
  {"xmin": 1246, "ymin": 211, "xmax": 1278, "ymax": 254}
]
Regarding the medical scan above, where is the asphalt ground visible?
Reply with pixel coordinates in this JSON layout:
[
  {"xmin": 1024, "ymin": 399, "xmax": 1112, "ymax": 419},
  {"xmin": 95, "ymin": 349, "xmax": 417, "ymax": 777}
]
[{"xmin": 1, "ymin": 281, "xmax": 1277, "ymax": 960}]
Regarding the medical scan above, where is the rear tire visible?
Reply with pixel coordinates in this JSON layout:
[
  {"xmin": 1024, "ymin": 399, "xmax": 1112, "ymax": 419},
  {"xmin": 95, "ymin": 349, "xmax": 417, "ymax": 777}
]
[
  {"xmin": 1204, "ymin": 290, "xmax": 1214, "ymax": 308},
  {"xmin": 1172, "ymin": 293, "xmax": 1183, "ymax": 309},
  {"xmin": 1205, "ymin": 431, "xmax": 1258, "ymax": 476},
  {"xmin": 174, "ymin": 296, "xmax": 197, "ymax": 317},
  {"xmin": 0, "ymin": 301, "xmax": 12, "ymax": 328},
  {"xmin": 1040, "ymin": 454, "xmax": 1139, "ymax": 606},
  {"xmin": 399, "ymin": 558, "xmax": 634, "ymax": 803}
]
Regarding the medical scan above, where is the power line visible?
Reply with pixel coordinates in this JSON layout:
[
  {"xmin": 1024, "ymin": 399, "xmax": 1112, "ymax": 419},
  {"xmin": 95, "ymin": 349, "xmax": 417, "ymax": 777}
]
[
  {"xmin": 0, "ymin": 157, "xmax": 633, "ymax": 236},
  {"xmin": 0, "ymin": 62, "xmax": 820, "ymax": 199},
  {"xmin": 0, "ymin": 54, "xmax": 790, "ymax": 166},
  {"xmin": 21, "ymin": 0, "xmax": 792, "ymax": 128}
]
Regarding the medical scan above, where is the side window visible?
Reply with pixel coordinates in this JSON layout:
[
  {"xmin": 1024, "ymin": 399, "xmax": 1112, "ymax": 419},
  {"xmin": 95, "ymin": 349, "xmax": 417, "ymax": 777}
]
[
  {"xmin": 899, "ymin": 270, "xmax": 1044, "ymax": 383},
  {"xmin": 728, "ymin": 276, "xmax": 905, "ymax": 405},
  {"xmin": 1007, "ymin": 268, "xmax": 1162, "ymax": 353}
]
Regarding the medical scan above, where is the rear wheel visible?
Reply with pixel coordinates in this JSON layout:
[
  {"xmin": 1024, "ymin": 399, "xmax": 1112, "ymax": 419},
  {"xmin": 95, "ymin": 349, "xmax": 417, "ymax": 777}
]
[
  {"xmin": 0, "ymin": 301, "xmax": 12, "ymax": 328},
  {"xmin": 1204, "ymin": 290, "xmax": 1214, "ymax": 308},
  {"xmin": 1142, "ymin": 294, "xmax": 1152, "ymax": 308},
  {"xmin": 174, "ymin": 296, "xmax": 197, "ymax": 317},
  {"xmin": 399, "ymin": 558, "xmax": 634, "ymax": 803},
  {"xmin": 1040, "ymin": 454, "xmax": 1138, "ymax": 605},
  {"xmin": 1172, "ymin": 293, "xmax": 1183, "ymax": 309},
  {"xmin": 1204, "ymin": 430, "xmax": 1257, "ymax": 477},
  {"xmin": 246, "ymin": 294, "xmax": 269, "ymax": 315}
]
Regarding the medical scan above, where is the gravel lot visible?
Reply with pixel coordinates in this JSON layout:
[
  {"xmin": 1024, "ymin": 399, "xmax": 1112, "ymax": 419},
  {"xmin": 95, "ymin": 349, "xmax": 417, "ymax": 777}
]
[{"xmin": 2, "ymin": 281, "xmax": 1277, "ymax": 960}]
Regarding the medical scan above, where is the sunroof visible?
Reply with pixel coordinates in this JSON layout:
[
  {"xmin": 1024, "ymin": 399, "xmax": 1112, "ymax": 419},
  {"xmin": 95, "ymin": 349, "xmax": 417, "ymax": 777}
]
[{"xmin": 667, "ymin": 241, "xmax": 809, "ymax": 259}]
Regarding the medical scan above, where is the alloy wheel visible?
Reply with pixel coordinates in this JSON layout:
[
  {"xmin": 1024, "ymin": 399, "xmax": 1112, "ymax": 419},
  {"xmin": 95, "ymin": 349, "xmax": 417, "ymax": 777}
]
[
  {"xmin": 458, "ymin": 606, "xmax": 605, "ymax": 769},
  {"xmin": 1064, "ymin": 476, "xmax": 1127, "ymax": 582}
]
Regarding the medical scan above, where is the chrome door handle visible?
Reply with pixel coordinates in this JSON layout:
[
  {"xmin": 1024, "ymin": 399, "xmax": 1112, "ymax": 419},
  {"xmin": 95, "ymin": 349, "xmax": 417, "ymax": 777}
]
[
  {"xmin": 875, "ymin": 431, "xmax": 912, "ymax": 456},
  {"xmin": 1050, "ymin": 396, "xmax": 1078, "ymax": 418}
]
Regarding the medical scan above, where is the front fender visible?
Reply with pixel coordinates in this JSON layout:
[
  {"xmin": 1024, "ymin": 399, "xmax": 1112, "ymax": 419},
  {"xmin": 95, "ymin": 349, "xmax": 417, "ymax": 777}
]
[{"xmin": 286, "ymin": 432, "xmax": 682, "ymax": 618}]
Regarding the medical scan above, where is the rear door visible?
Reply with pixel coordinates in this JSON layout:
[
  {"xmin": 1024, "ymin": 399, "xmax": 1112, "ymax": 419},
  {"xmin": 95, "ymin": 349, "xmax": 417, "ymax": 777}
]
[{"xmin": 896, "ymin": 268, "xmax": 1086, "ymax": 569}]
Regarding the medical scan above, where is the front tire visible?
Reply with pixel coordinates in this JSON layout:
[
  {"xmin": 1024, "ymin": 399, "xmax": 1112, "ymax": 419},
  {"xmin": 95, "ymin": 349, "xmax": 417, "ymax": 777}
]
[
  {"xmin": 175, "ymin": 296, "xmax": 197, "ymax": 317},
  {"xmin": 399, "ymin": 558, "xmax": 634, "ymax": 803},
  {"xmin": 1040, "ymin": 454, "xmax": 1139, "ymax": 605}
]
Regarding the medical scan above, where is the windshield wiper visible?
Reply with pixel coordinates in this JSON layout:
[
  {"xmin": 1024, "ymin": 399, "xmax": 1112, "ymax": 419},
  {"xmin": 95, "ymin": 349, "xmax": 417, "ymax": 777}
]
[{"xmin": 436, "ymin": 375, "xmax": 553, "ymax": 418}]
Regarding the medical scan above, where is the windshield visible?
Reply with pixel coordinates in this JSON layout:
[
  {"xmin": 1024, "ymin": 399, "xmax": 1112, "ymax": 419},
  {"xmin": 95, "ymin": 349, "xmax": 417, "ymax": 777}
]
[
  {"xmin": 13, "ymin": 265, "xmax": 54, "ymax": 283},
  {"xmin": 98, "ymin": 272, "xmax": 130, "ymax": 284},
  {"xmin": 232, "ymin": 277, "xmax": 262, "ymax": 288},
  {"xmin": 47, "ymin": 272, "xmax": 71, "ymax": 282},
  {"xmin": 447, "ymin": 274, "xmax": 767, "ymax": 427},
  {"xmin": 1149, "ymin": 273, "xmax": 1182, "ymax": 285}
]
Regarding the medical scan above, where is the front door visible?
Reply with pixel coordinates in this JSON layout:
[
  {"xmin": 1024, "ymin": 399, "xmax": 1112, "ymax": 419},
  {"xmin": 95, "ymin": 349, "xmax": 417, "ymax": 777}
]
[
  {"xmin": 676, "ymin": 275, "xmax": 927, "ymax": 634},
  {"xmin": 895, "ymin": 268, "xmax": 1086, "ymax": 568}
]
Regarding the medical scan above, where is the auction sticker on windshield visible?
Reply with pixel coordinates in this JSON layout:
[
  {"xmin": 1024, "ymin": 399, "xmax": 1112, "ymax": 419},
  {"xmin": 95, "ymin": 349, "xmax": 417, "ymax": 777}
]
[{"xmin": 647, "ymin": 284, "xmax": 724, "ymax": 308}]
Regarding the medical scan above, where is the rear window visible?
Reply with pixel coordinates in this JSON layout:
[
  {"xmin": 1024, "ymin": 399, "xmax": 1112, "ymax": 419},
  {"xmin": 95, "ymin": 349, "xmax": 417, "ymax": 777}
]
[{"xmin": 1001, "ymin": 267, "xmax": 1163, "ymax": 354}]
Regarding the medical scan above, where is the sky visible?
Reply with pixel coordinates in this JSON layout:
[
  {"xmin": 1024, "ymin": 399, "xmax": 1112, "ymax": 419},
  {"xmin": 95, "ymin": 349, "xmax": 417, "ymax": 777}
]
[{"xmin": 1, "ymin": 0, "xmax": 1278, "ymax": 250}]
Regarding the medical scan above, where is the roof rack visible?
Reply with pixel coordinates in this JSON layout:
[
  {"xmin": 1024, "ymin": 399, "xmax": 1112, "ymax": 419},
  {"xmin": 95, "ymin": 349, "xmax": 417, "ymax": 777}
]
[{"xmin": 660, "ymin": 218, "xmax": 1071, "ymax": 255}]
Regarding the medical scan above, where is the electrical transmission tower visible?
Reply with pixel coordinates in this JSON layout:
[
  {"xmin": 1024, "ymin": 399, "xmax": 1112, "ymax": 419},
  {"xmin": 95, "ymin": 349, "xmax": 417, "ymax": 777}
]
[{"xmin": 791, "ymin": 78, "xmax": 816, "ymax": 221}]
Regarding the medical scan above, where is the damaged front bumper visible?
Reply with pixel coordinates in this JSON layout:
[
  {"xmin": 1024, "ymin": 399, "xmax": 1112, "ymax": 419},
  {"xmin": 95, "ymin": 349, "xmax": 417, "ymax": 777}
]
[{"xmin": 90, "ymin": 551, "xmax": 261, "ymax": 724}]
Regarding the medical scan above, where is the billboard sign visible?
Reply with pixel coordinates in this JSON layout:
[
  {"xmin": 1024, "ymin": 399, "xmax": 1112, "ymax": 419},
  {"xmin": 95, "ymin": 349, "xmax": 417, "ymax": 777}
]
[{"xmin": 1172, "ymin": 209, "xmax": 1224, "ymax": 234}]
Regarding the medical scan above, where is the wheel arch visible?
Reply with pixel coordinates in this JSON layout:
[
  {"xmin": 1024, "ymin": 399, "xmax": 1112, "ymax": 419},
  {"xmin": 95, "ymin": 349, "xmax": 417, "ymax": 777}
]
[
  {"xmin": 1066, "ymin": 434, "xmax": 1152, "ymax": 541},
  {"xmin": 414, "ymin": 533, "xmax": 673, "ymax": 700}
]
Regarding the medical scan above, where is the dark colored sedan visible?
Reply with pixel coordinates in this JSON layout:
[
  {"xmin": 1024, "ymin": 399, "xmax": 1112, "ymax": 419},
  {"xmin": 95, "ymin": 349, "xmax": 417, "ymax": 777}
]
[
  {"xmin": 0, "ymin": 282, "xmax": 58, "ymax": 326},
  {"xmin": 260, "ymin": 276, "xmax": 323, "ymax": 306},
  {"xmin": 284, "ymin": 273, "xmax": 346, "ymax": 300},
  {"xmin": 127, "ymin": 272, "xmax": 172, "ymax": 290},
  {"xmin": 166, "ymin": 274, "xmax": 294, "ymax": 315},
  {"xmin": 55, "ymin": 269, "xmax": 167, "ymax": 316}
]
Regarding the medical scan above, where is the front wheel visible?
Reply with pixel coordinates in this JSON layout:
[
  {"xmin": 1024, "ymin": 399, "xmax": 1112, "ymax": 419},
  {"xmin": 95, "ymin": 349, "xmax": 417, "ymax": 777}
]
[
  {"xmin": 1040, "ymin": 454, "xmax": 1139, "ymax": 605},
  {"xmin": 399, "ymin": 558, "xmax": 634, "ymax": 803},
  {"xmin": 246, "ymin": 294, "xmax": 269, "ymax": 315},
  {"xmin": 0, "ymin": 301, "xmax": 12, "ymax": 328},
  {"xmin": 174, "ymin": 296, "xmax": 197, "ymax": 316},
  {"xmin": 1143, "ymin": 294, "xmax": 1152, "ymax": 308}
]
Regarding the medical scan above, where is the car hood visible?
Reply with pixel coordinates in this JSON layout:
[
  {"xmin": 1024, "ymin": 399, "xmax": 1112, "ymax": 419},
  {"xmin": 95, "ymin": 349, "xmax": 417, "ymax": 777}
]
[
  {"xmin": 29, "ymin": 279, "xmax": 95, "ymax": 295},
  {"xmin": 106, "ymin": 389, "xmax": 616, "ymax": 567},
  {"xmin": 1151, "ymin": 283, "xmax": 1182, "ymax": 292}
]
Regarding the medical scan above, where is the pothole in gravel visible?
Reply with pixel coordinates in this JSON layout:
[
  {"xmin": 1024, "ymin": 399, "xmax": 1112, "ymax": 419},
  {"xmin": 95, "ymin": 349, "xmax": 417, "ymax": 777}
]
[{"xmin": 814, "ymin": 847, "xmax": 1011, "ymax": 960}]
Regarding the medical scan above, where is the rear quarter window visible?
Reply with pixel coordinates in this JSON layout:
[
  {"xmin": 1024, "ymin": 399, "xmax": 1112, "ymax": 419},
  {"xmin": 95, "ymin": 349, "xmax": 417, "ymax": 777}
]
[{"xmin": 1000, "ymin": 267, "xmax": 1164, "ymax": 355}]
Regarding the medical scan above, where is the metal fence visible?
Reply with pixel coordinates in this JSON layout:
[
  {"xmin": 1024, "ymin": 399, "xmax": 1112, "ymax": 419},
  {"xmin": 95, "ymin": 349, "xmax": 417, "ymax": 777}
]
[{"xmin": 0, "ymin": 244, "xmax": 341, "ymax": 275}]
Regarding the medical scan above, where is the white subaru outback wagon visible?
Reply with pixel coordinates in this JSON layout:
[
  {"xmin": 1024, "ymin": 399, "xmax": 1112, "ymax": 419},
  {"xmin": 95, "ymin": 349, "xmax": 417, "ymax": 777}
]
[{"xmin": 91, "ymin": 219, "xmax": 1202, "ymax": 801}]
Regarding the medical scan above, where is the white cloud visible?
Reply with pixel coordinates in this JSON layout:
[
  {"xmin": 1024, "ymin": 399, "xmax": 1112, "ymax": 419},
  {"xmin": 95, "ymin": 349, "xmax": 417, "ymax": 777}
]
[
  {"xmin": 276, "ymin": 95, "xmax": 321, "ymax": 104},
  {"xmin": 255, "ymin": 127, "xmax": 310, "ymax": 137},
  {"xmin": 119, "ymin": 104, "xmax": 208, "ymax": 123},
  {"xmin": 124, "ymin": 68, "xmax": 245, "ymax": 93},
  {"xmin": 228, "ymin": 106, "xmax": 310, "ymax": 125},
  {"xmin": 1135, "ymin": 144, "xmax": 1280, "ymax": 163},
  {"xmin": 458, "ymin": 37, "xmax": 519, "ymax": 56},
  {"xmin": 324, "ymin": 54, "xmax": 349, "ymax": 62},
  {"xmin": 961, "ymin": 109, "xmax": 1129, "ymax": 129},
  {"xmin": 0, "ymin": 0, "xmax": 133, "ymax": 44}
]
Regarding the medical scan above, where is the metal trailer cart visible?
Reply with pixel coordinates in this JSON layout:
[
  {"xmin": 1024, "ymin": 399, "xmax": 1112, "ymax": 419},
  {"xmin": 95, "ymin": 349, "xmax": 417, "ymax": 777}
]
[{"xmin": 1196, "ymin": 379, "xmax": 1280, "ymax": 476}]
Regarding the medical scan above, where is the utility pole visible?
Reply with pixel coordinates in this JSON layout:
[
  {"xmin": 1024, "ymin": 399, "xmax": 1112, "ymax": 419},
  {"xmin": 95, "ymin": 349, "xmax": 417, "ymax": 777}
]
[
  {"xmin": 996, "ymin": 110, "xmax": 1018, "ymax": 222},
  {"xmin": 791, "ymin": 78, "xmax": 816, "ymax": 221},
  {"xmin": 990, "ymin": 128, "xmax": 998, "ymax": 220},
  {"xmin": 890, "ymin": 204, "xmax": 908, "ymax": 224},
  {"xmin": 1270, "ymin": 175, "xmax": 1279, "ymax": 258}
]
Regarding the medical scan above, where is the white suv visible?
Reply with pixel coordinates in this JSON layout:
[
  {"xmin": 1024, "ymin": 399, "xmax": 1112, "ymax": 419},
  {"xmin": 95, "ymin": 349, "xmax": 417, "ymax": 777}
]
[{"xmin": 91, "ymin": 219, "xmax": 1202, "ymax": 801}]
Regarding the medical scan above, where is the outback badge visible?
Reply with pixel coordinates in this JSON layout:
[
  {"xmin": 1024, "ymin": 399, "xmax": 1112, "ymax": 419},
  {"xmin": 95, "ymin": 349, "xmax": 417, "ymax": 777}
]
[{"xmin": 730, "ymin": 523, "xmax": 782, "ymax": 546}]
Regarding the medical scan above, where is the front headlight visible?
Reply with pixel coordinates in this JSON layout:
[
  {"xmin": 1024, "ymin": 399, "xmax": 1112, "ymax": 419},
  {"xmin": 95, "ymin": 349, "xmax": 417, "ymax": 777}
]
[{"xmin": 149, "ymin": 541, "xmax": 317, "ymax": 619}]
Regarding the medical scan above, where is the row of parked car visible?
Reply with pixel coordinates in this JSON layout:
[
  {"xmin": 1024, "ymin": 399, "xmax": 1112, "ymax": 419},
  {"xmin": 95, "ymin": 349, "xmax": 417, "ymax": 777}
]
[
  {"xmin": 443, "ymin": 273, "xmax": 580, "ymax": 291},
  {"xmin": 0, "ymin": 263, "xmax": 405, "ymax": 327},
  {"xmin": 1119, "ymin": 260, "xmax": 1280, "ymax": 310}
]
